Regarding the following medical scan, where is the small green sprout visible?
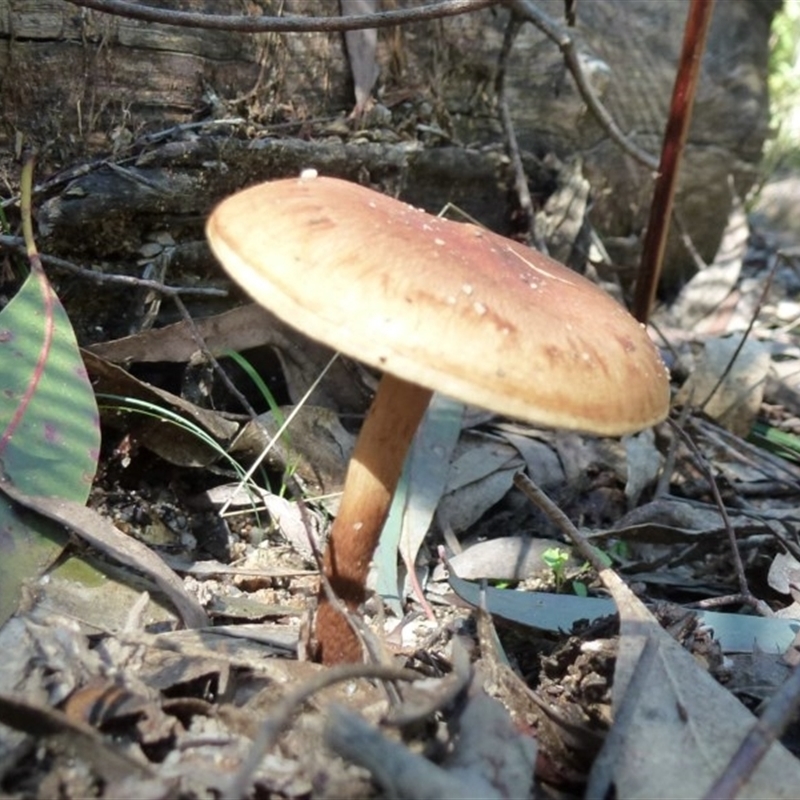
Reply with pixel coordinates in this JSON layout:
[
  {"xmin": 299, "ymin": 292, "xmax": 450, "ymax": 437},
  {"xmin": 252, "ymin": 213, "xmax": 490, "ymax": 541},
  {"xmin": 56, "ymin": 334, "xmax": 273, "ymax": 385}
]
[{"xmin": 542, "ymin": 546, "xmax": 571, "ymax": 592}]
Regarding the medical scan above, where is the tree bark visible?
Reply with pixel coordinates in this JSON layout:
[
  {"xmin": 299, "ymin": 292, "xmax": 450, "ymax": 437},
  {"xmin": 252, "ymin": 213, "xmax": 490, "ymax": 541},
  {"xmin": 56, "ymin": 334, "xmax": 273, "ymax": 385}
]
[{"xmin": 0, "ymin": 0, "xmax": 780, "ymax": 291}]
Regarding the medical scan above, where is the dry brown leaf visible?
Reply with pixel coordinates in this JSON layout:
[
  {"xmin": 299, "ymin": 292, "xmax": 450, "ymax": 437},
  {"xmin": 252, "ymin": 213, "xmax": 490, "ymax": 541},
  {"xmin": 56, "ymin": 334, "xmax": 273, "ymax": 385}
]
[
  {"xmin": 0, "ymin": 477, "xmax": 208, "ymax": 629},
  {"xmin": 675, "ymin": 336, "xmax": 771, "ymax": 436},
  {"xmin": 341, "ymin": 0, "xmax": 380, "ymax": 115},
  {"xmin": 86, "ymin": 304, "xmax": 371, "ymax": 413},
  {"xmin": 587, "ymin": 571, "xmax": 800, "ymax": 799}
]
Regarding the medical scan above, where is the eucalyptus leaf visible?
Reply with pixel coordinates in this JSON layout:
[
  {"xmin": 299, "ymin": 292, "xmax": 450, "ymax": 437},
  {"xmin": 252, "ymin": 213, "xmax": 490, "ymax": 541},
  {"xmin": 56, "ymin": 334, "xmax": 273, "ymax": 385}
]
[{"xmin": 0, "ymin": 268, "xmax": 100, "ymax": 624}]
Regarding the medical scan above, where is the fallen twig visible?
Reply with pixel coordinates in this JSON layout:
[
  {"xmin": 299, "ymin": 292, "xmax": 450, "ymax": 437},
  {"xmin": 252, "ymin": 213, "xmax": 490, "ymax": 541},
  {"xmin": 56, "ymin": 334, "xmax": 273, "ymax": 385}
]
[
  {"xmin": 65, "ymin": 0, "xmax": 498, "ymax": 32},
  {"xmin": 0, "ymin": 236, "xmax": 228, "ymax": 297},
  {"xmin": 228, "ymin": 661, "xmax": 421, "ymax": 798},
  {"xmin": 703, "ymin": 661, "xmax": 800, "ymax": 800},
  {"xmin": 495, "ymin": 14, "xmax": 537, "ymax": 242},
  {"xmin": 504, "ymin": 0, "xmax": 659, "ymax": 172}
]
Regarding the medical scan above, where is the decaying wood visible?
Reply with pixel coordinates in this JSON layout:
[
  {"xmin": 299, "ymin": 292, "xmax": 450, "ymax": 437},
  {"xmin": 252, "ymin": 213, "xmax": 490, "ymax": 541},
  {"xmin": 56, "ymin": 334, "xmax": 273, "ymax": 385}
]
[{"xmin": 0, "ymin": 0, "xmax": 779, "ymax": 292}]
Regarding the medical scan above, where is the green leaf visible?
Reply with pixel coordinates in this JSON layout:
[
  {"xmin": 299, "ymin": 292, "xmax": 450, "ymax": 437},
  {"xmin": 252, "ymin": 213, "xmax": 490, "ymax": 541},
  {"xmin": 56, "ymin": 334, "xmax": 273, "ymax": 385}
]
[
  {"xmin": 0, "ymin": 268, "xmax": 100, "ymax": 624},
  {"xmin": 750, "ymin": 420, "xmax": 800, "ymax": 464}
]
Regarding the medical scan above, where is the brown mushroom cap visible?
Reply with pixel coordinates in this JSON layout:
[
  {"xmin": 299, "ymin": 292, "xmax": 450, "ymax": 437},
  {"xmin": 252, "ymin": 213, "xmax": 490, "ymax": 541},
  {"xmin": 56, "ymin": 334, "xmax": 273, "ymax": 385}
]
[{"xmin": 206, "ymin": 174, "xmax": 669, "ymax": 435}]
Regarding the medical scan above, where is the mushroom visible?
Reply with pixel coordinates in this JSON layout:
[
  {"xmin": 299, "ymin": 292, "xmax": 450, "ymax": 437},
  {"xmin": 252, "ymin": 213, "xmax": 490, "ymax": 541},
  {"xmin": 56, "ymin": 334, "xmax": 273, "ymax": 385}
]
[{"xmin": 206, "ymin": 173, "xmax": 670, "ymax": 664}]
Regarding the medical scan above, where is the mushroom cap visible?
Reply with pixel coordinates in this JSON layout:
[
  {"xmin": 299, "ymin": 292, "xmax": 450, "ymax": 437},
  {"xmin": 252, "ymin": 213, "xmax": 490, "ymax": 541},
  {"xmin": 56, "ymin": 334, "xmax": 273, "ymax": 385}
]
[{"xmin": 206, "ymin": 175, "xmax": 669, "ymax": 436}]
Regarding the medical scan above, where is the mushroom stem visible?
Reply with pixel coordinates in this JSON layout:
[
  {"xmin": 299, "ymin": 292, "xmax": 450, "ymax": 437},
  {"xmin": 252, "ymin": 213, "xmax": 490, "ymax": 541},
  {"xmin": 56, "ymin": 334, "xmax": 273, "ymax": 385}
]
[{"xmin": 316, "ymin": 372, "xmax": 433, "ymax": 664}]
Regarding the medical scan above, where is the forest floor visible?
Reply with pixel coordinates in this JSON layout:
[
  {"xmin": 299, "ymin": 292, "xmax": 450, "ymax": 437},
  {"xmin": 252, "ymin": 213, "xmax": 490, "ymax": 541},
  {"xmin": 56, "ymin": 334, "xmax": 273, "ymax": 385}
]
[{"xmin": 1, "ymin": 126, "xmax": 800, "ymax": 797}]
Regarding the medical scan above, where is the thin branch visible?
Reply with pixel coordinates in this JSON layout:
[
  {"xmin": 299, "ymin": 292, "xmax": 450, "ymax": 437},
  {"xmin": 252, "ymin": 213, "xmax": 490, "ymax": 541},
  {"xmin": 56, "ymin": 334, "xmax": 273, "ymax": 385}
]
[
  {"xmin": 698, "ymin": 252, "xmax": 777, "ymax": 412},
  {"xmin": 632, "ymin": 0, "xmax": 716, "ymax": 322},
  {"xmin": 703, "ymin": 661, "xmax": 800, "ymax": 800},
  {"xmin": 0, "ymin": 235, "xmax": 228, "ymax": 297},
  {"xmin": 168, "ymin": 293, "xmax": 258, "ymax": 418},
  {"xmin": 668, "ymin": 418, "xmax": 771, "ymax": 613},
  {"xmin": 513, "ymin": 471, "xmax": 609, "ymax": 575},
  {"xmin": 65, "ymin": 0, "xmax": 498, "ymax": 32},
  {"xmin": 495, "ymin": 15, "xmax": 537, "ymax": 242},
  {"xmin": 228, "ymin": 661, "xmax": 421, "ymax": 798},
  {"xmin": 503, "ymin": 0, "xmax": 659, "ymax": 172}
]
